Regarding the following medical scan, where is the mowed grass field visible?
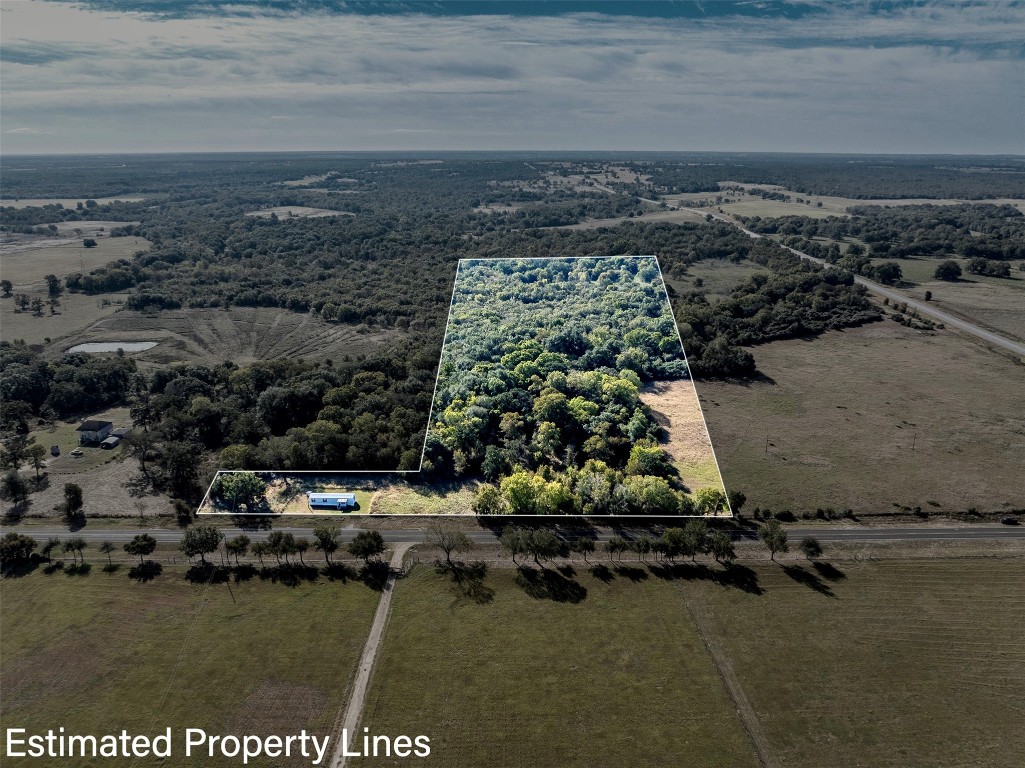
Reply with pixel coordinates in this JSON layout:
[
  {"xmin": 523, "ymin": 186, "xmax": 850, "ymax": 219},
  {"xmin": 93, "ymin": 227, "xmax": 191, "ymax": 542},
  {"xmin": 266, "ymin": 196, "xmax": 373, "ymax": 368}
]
[
  {"xmin": 0, "ymin": 565, "xmax": 380, "ymax": 767},
  {"xmin": 0, "ymin": 233, "xmax": 147, "ymax": 288},
  {"xmin": 699, "ymin": 321, "xmax": 1025, "ymax": 514},
  {"xmin": 351, "ymin": 567, "xmax": 761, "ymax": 768},
  {"xmin": 686, "ymin": 557, "xmax": 1025, "ymax": 767}
]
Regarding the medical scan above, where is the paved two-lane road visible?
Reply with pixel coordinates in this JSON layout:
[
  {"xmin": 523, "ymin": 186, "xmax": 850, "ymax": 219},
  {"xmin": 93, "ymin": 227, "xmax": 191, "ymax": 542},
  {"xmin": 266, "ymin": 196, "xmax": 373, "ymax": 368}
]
[
  {"xmin": 4, "ymin": 524, "xmax": 1024, "ymax": 545},
  {"xmin": 685, "ymin": 208, "xmax": 1025, "ymax": 359}
]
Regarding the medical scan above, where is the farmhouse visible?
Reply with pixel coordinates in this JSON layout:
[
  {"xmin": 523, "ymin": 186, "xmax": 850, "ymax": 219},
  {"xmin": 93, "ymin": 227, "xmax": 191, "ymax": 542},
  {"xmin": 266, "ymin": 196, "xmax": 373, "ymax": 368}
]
[
  {"xmin": 306, "ymin": 491, "xmax": 357, "ymax": 511},
  {"xmin": 76, "ymin": 420, "xmax": 113, "ymax": 444}
]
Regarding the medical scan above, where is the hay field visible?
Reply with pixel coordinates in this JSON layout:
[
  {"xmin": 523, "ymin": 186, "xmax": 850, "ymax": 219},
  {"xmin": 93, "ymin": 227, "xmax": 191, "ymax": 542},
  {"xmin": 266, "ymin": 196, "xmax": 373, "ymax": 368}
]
[
  {"xmin": 699, "ymin": 321, "xmax": 1025, "ymax": 515},
  {"xmin": 0, "ymin": 565, "xmax": 380, "ymax": 767},
  {"xmin": 351, "ymin": 567, "xmax": 760, "ymax": 768},
  {"xmin": 0, "ymin": 196, "xmax": 149, "ymax": 208},
  {"xmin": 0, "ymin": 292, "xmax": 129, "ymax": 346},
  {"xmin": 55, "ymin": 307, "xmax": 404, "ymax": 366},
  {"xmin": 687, "ymin": 557, "xmax": 1025, "ymax": 767}
]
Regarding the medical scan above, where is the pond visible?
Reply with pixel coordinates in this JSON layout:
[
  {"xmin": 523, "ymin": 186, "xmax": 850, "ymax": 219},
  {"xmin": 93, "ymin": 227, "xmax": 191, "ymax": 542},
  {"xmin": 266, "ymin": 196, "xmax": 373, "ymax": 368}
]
[{"xmin": 67, "ymin": 341, "xmax": 158, "ymax": 353}]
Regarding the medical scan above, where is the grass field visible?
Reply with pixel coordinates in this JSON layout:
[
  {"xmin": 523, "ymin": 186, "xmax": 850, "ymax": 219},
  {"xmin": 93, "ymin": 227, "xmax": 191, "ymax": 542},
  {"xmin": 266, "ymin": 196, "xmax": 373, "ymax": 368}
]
[
  {"xmin": 0, "ymin": 564, "xmax": 380, "ymax": 767},
  {"xmin": 351, "ymin": 566, "xmax": 760, "ymax": 768},
  {"xmin": 664, "ymin": 258, "xmax": 770, "ymax": 304},
  {"xmin": 868, "ymin": 257, "xmax": 1025, "ymax": 343},
  {"xmin": 699, "ymin": 320, "xmax": 1025, "ymax": 515},
  {"xmin": 55, "ymin": 306, "xmax": 404, "ymax": 367},
  {"xmin": 244, "ymin": 206, "xmax": 355, "ymax": 218},
  {"xmin": 0, "ymin": 233, "xmax": 148, "ymax": 288},
  {"xmin": 687, "ymin": 557, "xmax": 1025, "ymax": 767},
  {"xmin": 0, "ymin": 196, "xmax": 149, "ymax": 209},
  {"xmin": 0, "ymin": 292, "xmax": 130, "ymax": 346}
]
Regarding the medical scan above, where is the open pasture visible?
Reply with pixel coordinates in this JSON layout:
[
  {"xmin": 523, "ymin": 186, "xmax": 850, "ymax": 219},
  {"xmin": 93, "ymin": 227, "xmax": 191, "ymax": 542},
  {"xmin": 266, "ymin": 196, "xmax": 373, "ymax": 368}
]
[
  {"xmin": 699, "ymin": 321, "xmax": 1025, "ymax": 515},
  {"xmin": 0, "ymin": 564, "xmax": 379, "ymax": 767},
  {"xmin": 687, "ymin": 557, "xmax": 1025, "ymax": 767},
  {"xmin": 870, "ymin": 257, "xmax": 1025, "ymax": 344},
  {"xmin": 0, "ymin": 233, "xmax": 148, "ymax": 288},
  {"xmin": 351, "ymin": 566, "xmax": 759, "ymax": 768}
]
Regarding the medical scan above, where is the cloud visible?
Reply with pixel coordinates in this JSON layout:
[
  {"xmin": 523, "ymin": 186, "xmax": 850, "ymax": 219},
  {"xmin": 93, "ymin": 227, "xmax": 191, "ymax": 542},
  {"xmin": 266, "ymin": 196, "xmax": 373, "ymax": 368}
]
[{"xmin": 0, "ymin": 1, "xmax": 1022, "ymax": 153}]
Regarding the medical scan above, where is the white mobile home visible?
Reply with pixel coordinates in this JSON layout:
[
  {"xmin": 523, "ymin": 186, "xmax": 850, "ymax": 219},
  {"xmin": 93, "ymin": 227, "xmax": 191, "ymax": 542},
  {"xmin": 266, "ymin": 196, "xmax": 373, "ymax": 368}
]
[{"xmin": 306, "ymin": 491, "xmax": 357, "ymax": 510}]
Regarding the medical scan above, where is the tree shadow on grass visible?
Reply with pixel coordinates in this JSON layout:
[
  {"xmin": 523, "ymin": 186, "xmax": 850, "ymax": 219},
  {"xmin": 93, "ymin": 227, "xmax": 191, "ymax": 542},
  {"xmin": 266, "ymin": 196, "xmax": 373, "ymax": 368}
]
[
  {"xmin": 614, "ymin": 565, "xmax": 649, "ymax": 582},
  {"xmin": 102, "ymin": 563, "xmax": 121, "ymax": 574},
  {"xmin": 65, "ymin": 562, "xmax": 91, "ymax": 577},
  {"xmin": 812, "ymin": 561, "xmax": 847, "ymax": 581},
  {"xmin": 128, "ymin": 561, "xmax": 162, "ymax": 582},
  {"xmin": 589, "ymin": 563, "xmax": 614, "ymax": 583},
  {"xmin": 232, "ymin": 515, "xmax": 274, "ymax": 531},
  {"xmin": 323, "ymin": 562, "xmax": 358, "ymax": 583},
  {"xmin": 358, "ymin": 561, "xmax": 390, "ymax": 592},
  {"xmin": 43, "ymin": 560, "xmax": 65, "ymax": 575},
  {"xmin": 649, "ymin": 562, "xmax": 764, "ymax": 596},
  {"xmin": 783, "ymin": 565, "xmax": 835, "ymax": 598},
  {"xmin": 437, "ymin": 560, "xmax": 494, "ymax": 604},
  {"xmin": 515, "ymin": 566, "xmax": 587, "ymax": 604},
  {"xmin": 231, "ymin": 564, "xmax": 258, "ymax": 582},
  {"xmin": 256, "ymin": 563, "xmax": 319, "ymax": 587}
]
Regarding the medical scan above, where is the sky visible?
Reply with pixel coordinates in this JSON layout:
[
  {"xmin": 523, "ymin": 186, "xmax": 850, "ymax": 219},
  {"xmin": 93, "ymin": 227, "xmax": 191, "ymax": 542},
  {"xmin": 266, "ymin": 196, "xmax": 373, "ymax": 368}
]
[{"xmin": 1, "ymin": 0, "xmax": 1023, "ymax": 155}]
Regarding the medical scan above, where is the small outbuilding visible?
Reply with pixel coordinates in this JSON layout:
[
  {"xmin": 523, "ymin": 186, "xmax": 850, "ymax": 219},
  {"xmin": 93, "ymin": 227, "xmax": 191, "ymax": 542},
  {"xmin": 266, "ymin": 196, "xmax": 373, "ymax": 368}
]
[
  {"xmin": 306, "ymin": 491, "xmax": 357, "ymax": 510},
  {"xmin": 100, "ymin": 435, "xmax": 122, "ymax": 449},
  {"xmin": 77, "ymin": 420, "xmax": 113, "ymax": 444}
]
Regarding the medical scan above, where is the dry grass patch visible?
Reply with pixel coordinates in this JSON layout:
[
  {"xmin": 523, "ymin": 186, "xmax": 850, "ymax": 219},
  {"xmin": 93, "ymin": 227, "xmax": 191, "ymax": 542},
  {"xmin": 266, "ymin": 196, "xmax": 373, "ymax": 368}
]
[
  {"xmin": 245, "ymin": 206, "xmax": 355, "ymax": 219},
  {"xmin": 640, "ymin": 379, "xmax": 725, "ymax": 502},
  {"xmin": 0, "ymin": 233, "xmax": 149, "ymax": 288}
]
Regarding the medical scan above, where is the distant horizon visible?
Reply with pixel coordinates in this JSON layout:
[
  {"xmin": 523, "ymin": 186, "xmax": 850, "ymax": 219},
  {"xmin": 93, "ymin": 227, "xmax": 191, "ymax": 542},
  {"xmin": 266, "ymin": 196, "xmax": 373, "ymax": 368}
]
[
  {"xmin": 3, "ymin": 149, "xmax": 1023, "ymax": 160},
  {"xmin": 2, "ymin": 1, "xmax": 1022, "ymax": 156}
]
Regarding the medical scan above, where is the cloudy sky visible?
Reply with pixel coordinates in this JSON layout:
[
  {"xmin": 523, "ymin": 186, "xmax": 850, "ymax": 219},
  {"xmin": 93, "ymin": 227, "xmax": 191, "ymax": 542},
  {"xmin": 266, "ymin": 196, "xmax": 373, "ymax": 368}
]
[{"xmin": 1, "ymin": 1, "xmax": 1022, "ymax": 154}]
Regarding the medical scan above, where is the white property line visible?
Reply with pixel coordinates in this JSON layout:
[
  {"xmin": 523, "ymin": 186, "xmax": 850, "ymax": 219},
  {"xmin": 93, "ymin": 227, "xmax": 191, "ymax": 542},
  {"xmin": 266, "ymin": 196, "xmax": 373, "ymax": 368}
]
[
  {"xmin": 652, "ymin": 254, "xmax": 735, "ymax": 517},
  {"xmin": 199, "ymin": 255, "xmax": 733, "ymax": 517}
]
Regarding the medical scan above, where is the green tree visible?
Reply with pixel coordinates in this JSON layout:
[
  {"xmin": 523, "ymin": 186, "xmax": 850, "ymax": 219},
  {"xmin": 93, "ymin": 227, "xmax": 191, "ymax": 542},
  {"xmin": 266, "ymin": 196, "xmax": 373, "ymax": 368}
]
[
  {"xmin": 605, "ymin": 536, "xmax": 628, "ymax": 561},
  {"xmin": 44, "ymin": 274, "xmax": 63, "ymax": 297},
  {"xmin": 471, "ymin": 483, "xmax": 507, "ymax": 515},
  {"xmin": 179, "ymin": 525, "xmax": 223, "ymax": 564},
  {"xmin": 0, "ymin": 471, "xmax": 29, "ymax": 504},
  {"xmin": 799, "ymin": 536, "xmax": 823, "ymax": 560},
  {"xmin": 225, "ymin": 534, "xmax": 251, "ymax": 566},
  {"xmin": 83, "ymin": 238, "xmax": 98, "ymax": 248},
  {"xmin": 709, "ymin": 531, "xmax": 735, "ymax": 565},
  {"xmin": 312, "ymin": 526, "xmax": 340, "ymax": 564},
  {"xmin": 211, "ymin": 472, "xmax": 267, "ymax": 511},
  {"xmin": 524, "ymin": 529, "xmax": 560, "ymax": 567},
  {"xmin": 124, "ymin": 533, "xmax": 157, "ymax": 564},
  {"xmin": 681, "ymin": 519, "xmax": 710, "ymax": 561},
  {"xmin": 570, "ymin": 537, "xmax": 595, "ymax": 563},
  {"xmin": 0, "ymin": 532, "xmax": 37, "ymax": 568},
  {"xmin": 63, "ymin": 537, "xmax": 87, "ymax": 564},
  {"xmin": 759, "ymin": 519, "xmax": 789, "ymax": 561},
  {"xmin": 0, "ymin": 279, "xmax": 12, "ymax": 297},
  {"xmin": 61, "ymin": 483, "xmax": 84, "ymax": 520},
  {"xmin": 41, "ymin": 537, "xmax": 60, "ymax": 563},
  {"xmin": 425, "ymin": 523, "xmax": 473, "ymax": 567},
  {"xmin": 934, "ymin": 260, "xmax": 962, "ymax": 281},
  {"xmin": 348, "ymin": 530, "xmax": 386, "ymax": 563},
  {"xmin": 500, "ymin": 526, "xmax": 526, "ymax": 564},
  {"xmin": 696, "ymin": 488, "xmax": 728, "ymax": 515},
  {"xmin": 294, "ymin": 537, "xmax": 310, "ymax": 566},
  {"xmin": 99, "ymin": 541, "xmax": 116, "ymax": 565},
  {"xmin": 26, "ymin": 443, "xmax": 47, "ymax": 480}
]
